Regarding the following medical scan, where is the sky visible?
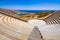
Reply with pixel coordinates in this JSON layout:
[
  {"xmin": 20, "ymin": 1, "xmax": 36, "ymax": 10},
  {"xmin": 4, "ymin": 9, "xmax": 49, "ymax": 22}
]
[{"xmin": 0, "ymin": 0, "xmax": 60, "ymax": 10}]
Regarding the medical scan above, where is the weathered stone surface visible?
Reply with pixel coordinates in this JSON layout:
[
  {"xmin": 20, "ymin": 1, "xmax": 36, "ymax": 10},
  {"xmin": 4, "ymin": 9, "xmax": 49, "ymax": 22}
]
[{"xmin": 28, "ymin": 27, "xmax": 44, "ymax": 40}]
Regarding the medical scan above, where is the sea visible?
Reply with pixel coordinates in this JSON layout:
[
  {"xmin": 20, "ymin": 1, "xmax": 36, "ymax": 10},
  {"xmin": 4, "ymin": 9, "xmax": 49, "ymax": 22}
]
[{"xmin": 16, "ymin": 10, "xmax": 56, "ymax": 13}]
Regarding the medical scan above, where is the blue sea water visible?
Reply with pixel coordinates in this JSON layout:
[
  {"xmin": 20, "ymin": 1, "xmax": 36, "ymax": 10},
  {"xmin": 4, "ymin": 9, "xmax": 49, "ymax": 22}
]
[
  {"xmin": 17, "ymin": 14, "xmax": 25, "ymax": 16},
  {"xmin": 16, "ymin": 10, "xmax": 56, "ymax": 13}
]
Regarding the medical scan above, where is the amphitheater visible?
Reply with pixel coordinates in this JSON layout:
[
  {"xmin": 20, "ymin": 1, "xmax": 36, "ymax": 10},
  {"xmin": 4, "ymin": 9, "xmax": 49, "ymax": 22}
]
[{"xmin": 0, "ymin": 8, "xmax": 60, "ymax": 40}]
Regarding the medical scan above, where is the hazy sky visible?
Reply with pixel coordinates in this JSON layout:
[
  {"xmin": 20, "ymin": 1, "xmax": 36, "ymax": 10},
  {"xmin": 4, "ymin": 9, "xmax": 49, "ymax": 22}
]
[{"xmin": 0, "ymin": 0, "xmax": 60, "ymax": 10}]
